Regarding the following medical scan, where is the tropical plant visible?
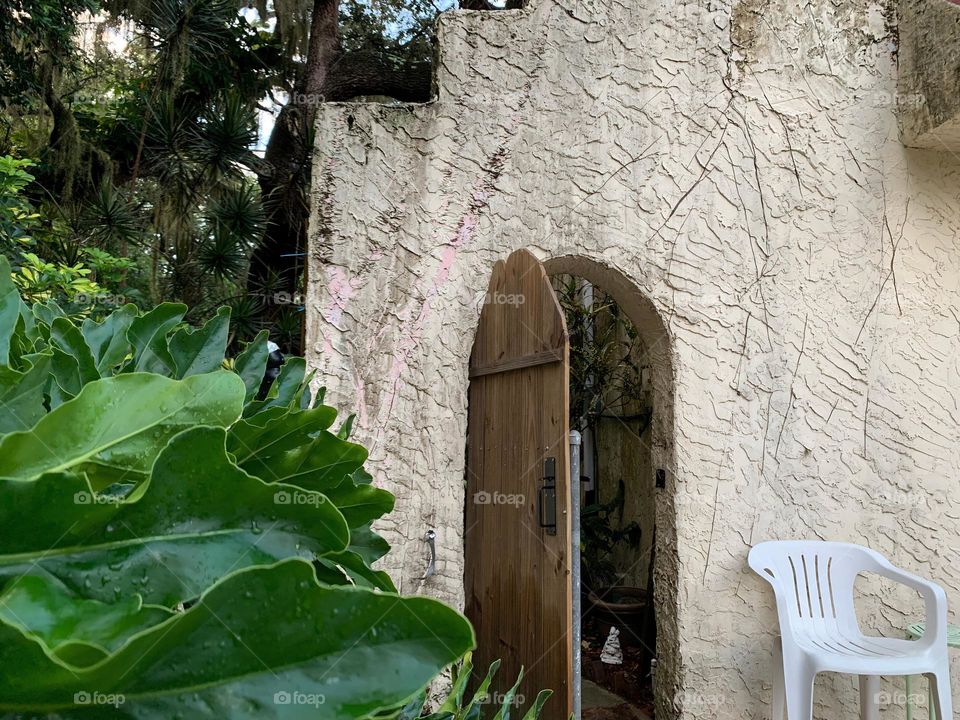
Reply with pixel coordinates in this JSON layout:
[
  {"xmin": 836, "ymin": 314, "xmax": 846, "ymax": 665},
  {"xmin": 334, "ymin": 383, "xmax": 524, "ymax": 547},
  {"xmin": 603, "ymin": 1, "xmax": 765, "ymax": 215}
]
[
  {"xmin": 580, "ymin": 479, "xmax": 642, "ymax": 592},
  {"xmin": 0, "ymin": 156, "xmax": 40, "ymax": 255},
  {"xmin": 0, "ymin": 0, "xmax": 97, "ymax": 106},
  {"xmin": 0, "ymin": 255, "xmax": 474, "ymax": 717},
  {"xmin": 0, "ymin": 158, "xmax": 129, "ymax": 314},
  {"xmin": 2, "ymin": 0, "xmax": 277, "ymax": 335},
  {"xmin": 10, "ymin": 250, "xmax": 101, "ymax": 306},
  {"xmin": 553, "ymin": 275, "xmax": 649, "ymax": 592},
  {"xmin": 3, "ymin": 0, "xmax": 525, "ymax": 352},
  {"xmin": 397, "ymin": 653, "xmax": 553, "ymax": 720},
  {"xmin": 553, "ymin": 275, "xmax": 646, "ymax": 436}
]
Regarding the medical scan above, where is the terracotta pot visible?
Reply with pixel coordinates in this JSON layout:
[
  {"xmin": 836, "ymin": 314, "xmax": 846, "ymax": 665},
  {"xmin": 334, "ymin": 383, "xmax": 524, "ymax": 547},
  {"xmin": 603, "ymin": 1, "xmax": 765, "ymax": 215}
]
[
  {"xmin": 587, "ymin": 585, "xmax": 647, "ymax": 615},
  {"xmin": 585, "ymin": 586, "xmax": 648, "ymax": 649}
]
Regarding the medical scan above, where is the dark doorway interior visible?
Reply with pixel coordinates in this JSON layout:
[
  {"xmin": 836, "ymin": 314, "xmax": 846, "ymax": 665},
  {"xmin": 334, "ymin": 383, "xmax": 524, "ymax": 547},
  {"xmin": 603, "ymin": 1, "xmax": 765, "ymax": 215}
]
[{"xmin": 552, "ymin": 275, "xmax": 657, "ymax": 720}]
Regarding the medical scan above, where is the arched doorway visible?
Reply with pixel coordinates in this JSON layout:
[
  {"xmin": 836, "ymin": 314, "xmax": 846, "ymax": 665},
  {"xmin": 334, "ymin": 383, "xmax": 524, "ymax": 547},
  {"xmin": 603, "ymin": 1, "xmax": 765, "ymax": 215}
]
[{"xmin": 464, "ymin": 250, "xmax": 677, "ymax": 720}]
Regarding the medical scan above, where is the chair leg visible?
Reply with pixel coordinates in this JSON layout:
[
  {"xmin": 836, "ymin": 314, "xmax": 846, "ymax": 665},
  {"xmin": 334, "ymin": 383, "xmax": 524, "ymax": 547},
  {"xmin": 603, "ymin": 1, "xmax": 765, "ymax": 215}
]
[
  {"xmin": 906, "ymin": 674, "xmax": 914, "ymax": 720},
  {"xmin": 772, "ymin": 638, "xmax": 786, "ymax": 720},
  {"xmin": 926, "ymin": 670, "xmax": 952, "ymax": 720},
  {"xmin": 859, "ymin": 675, "xmax": 880, "ymax": 720},
  {"xmin": 783, "ymin": 669, "xmax": 815, "ymax": 720}
]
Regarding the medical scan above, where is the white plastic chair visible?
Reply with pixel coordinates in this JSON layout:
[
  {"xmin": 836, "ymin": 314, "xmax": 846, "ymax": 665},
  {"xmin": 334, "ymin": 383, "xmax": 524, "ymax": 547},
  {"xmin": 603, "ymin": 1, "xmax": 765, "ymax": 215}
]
[{"xmin": 749, "ymin": 541, "xmax": 952, "ymax": 720}]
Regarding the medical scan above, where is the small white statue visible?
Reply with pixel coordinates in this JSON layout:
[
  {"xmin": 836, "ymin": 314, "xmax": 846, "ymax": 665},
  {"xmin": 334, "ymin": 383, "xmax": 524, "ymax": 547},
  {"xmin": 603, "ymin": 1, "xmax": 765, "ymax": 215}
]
[{"xmin": 600, "ymin": 626, "xmax": 622, "ymax": 665}]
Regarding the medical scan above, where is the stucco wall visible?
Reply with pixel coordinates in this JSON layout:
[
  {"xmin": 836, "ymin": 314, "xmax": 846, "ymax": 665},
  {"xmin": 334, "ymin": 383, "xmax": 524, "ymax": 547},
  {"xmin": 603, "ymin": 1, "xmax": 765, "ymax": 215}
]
[{"xmin": 306, "ymin": 1, "xmax": 960, "ymax": 718}]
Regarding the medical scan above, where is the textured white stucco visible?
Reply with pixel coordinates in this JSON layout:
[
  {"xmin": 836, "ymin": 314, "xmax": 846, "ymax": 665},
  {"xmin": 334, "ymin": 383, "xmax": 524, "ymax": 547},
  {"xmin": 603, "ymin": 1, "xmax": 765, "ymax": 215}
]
[{"xmin": 306, "ymin": 1, "xmax": 960, "ymax": 717}]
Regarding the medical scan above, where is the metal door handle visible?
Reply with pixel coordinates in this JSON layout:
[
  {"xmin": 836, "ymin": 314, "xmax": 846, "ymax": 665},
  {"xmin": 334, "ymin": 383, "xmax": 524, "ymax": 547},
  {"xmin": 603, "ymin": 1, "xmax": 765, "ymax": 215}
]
[{"xmin": 538, "ymin": 457, "xmax": 557, "ymax": 535}]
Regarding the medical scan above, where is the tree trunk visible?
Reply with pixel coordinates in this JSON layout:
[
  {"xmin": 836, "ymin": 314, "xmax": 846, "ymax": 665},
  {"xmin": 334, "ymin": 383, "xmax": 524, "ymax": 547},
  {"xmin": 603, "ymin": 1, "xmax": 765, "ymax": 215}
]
[
  {"xmin": 252, "ymin": 0, "xmax": 494, "ymax": 351},
  {"xmin": 250, "ymin": 0, "xmax": 340, "ymax": 353}
]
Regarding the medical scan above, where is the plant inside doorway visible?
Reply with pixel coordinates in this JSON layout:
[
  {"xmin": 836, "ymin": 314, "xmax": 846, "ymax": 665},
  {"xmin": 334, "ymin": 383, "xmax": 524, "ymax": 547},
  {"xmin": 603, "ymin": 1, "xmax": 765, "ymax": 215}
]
[
  {"xmin": 580, "ymin": 479, "xmax": 642, "ymax": 593},
  {"xmin": 553, "ymin": 275, "xmax": 650, "ymax": 590},
  {"xmin": 554, "ymin": 273, "xmax": 656, "ymax": 718}
]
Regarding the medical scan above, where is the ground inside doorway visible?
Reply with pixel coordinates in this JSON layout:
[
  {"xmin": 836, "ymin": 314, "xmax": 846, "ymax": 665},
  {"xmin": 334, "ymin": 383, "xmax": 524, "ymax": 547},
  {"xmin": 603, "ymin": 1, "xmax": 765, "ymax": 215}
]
[{"xmin": 582, "ymin": 679, "xmax": 652, "ymax": 720}]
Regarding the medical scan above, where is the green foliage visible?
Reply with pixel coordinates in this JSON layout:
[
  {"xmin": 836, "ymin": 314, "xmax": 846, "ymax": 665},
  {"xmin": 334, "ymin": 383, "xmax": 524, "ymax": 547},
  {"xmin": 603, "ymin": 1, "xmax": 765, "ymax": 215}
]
[
  {"xmin": 2, "ymin": 0, "xmax": 277, "ymax": 334},
  {"xmin": 580, "ymin": 480, "xmax": 642, "ymax": 592},
  {"xmin": 0, "ymin": 157, "xmax": 140, "ymax": 315},
  {"xmin": 0, "ymin": 156, "xmax": 40, "ymax": 254},
  {"xmin": 554, "ymin": 277, "xmax": 648, "ymax": 592},
  {"xmin": 0, "ymin": 0, "xmax": 97, "ymax": 105},
  {"xmin": 401, "ymin": 653, "xmax": 552, "ymax": 720},
  {"xmin": 1, "ymin": 0, "xmax": 497, "ymax": 352},
  {"xmin": 554, "ymin": 275, "xmax": 645, "ymax": 435},
  {"xmin": 11, "ymin": 251, "xmax": 101, "ymax": 307},
  {"xmin": 0, "ymin": 255, "xmax": 475, "ymax": 717}
]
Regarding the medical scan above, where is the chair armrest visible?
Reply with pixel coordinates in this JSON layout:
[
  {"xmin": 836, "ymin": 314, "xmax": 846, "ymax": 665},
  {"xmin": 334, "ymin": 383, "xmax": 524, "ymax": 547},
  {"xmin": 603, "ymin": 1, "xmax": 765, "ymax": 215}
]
[{"xmin": 874, "ymin": 558, "xmax": 948, "ymax": 647}]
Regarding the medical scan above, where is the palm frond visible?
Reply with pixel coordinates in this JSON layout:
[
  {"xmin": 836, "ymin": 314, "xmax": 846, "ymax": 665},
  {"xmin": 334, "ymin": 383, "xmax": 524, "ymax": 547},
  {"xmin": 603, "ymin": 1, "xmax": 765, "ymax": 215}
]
[
  {"xmin": 198, "ymin": 226, "xmax": 250, "ymax": 281},
  {"xmin": 83, "ymin": 182, "xmax": 145, "ymax": 249},
  {"xmin": 206, "ymin": 182, "xmax": 265, "ymax": 241},
  {"xmin": 190, "ymin": 93, "xmax": 258, "ymax": 181}
]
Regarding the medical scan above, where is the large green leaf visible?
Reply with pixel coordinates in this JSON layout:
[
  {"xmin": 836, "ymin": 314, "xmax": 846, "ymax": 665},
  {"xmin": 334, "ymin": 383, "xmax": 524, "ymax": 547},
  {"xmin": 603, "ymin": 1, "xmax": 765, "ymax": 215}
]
[
  {"xmin": 233, "ymin": 329, "xmax": 268, "ymax": 402},
  {"xmin": 0, "ymin": 255, "xmax": 21, "ymax": 366},
  {"xmin": 230, "ymin": 416, "xmax": 368, "ymax": 491},
  {"xmin": 81, "ymin": 305, "xmax": 138, "ymax": 376},
  {"xmin": 0, "ymin": 559, "xmax": 474, "ymax": 719},
  {"xmin": 348, "ymin": 526, "xmax": 393, "ymax": 568},
  {"xmin": 0, "ymin": 426, "xmax": 350, "ymax": 606},
  {"xmin": 0, "ymin": 352, "xmax": 50, "ymax": 433},
  {"xmin": 228, "ymin": 404, "xmax": 338, "ymax": 467},
  {"xmin": 125, "ymin": 303, "xmax": 186, "ymax": 375},
  {"xmin": 243, "ymin": 357, "xmax": 308, "ymax": 417},
  {"xmin": 168, "ymin": 306, "xmax": 230, "ymax": 378},
  {"xmin": 324, "ymin": 480, "xmax": 395, "ymax": 529},
  {"xmin": 0, "ymin": 279, "xmax": 471, "ymax": 720},
  {"xmin": 0, "ymin": 560, "xmax": 474, "ymax": 720},
  {"xmin": 32, "ymin": 300, "xmax": 64, "ymax": 328},
  {"xmin": 0, "ymin": 372, "xmax": 244, "ymax": 487},
  {"xmin": 50, "ymin": 318, "xmax": 99, "ymax": 386},
  {"xmin": 47, "ymin": 346, "xmax": 82, "ymax": 407},
  {"xmin": 0, "ymin": 574, "xmax": 172, "ymax": 667}
]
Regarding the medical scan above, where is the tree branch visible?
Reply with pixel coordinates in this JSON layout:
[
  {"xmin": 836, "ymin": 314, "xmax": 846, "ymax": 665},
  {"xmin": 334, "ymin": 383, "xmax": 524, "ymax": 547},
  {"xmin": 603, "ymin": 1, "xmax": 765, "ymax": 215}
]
[{"xmin": 321, "ymin": 50, "xmax": 432, "ymax": 102}]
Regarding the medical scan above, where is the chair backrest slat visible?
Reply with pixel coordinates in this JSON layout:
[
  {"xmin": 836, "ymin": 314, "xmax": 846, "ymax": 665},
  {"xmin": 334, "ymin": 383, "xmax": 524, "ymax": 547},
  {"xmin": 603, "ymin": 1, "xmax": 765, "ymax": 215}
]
[{"xmin": 748, "ymin": 541, "xmax": 881, "ymax": 632}]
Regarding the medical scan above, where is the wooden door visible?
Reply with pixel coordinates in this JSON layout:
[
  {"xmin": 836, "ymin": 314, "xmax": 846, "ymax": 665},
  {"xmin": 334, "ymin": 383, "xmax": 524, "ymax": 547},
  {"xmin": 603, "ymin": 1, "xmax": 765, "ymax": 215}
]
[{"xmin": 464, "ymin": 249, "xmax": 572, "ymax": 720}]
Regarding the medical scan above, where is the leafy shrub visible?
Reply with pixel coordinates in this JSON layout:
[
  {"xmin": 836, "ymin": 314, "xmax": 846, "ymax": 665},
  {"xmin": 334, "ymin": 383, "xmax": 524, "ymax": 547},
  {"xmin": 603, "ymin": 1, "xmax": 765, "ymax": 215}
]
[
  {"xmin": 0, "ymin": 156, "xmax": 39, "ymax": 254},
  {"xmin": 0, "ymin": 255, "xmax": 474, "ymax": 717},
  {"xmin": 10, "ymin": 250, "xmax": 102, "ymax": 307},
  {"xmin": 0, "ymin": 157, "xmax": 137, "ymax": 314},
  {"xmin": 398, "ymin": 654, "xmax": 552, "ymax": 720}
]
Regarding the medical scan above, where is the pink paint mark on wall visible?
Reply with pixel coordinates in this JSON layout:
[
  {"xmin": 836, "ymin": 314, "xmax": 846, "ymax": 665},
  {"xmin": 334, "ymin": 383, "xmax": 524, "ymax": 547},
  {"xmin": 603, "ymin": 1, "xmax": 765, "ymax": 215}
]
[
  {"xmin": 455, "ymin": 213, "xmax": 479, "ymax": 249},
  {"xmin": 434, "ymin": 245, "xmax": 458, "ymax": 288},
  {"xmin": 372, "ymin": 193, "xmax": 491, "ymax": 450},
  {"xmin": 323, "ymin": 266, "xmax": 361, "ymax": 329}
]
